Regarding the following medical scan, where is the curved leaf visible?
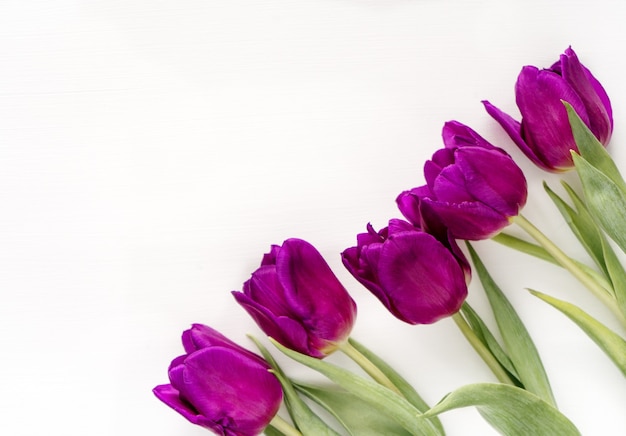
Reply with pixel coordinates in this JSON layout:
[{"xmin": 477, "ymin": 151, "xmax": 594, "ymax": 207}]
[
  {"xmin": 423, "ymin": 383, "xmax": 580, "ymax": 436},
  {"xmin": 269, "ymin": 339, "xmax": 441, "ymax": 436},
  {"xmin": 572, "ymin": 152, "xmax": 626, "ymax": 255},
  {"xmin": 295, "ymin": 382, "xmax": 412, "ymax": 436},
  {"xmin": 467, "ymin": 244, "xmax": 555, "ymax": 406},
  {"xmin": 248, "ymin": 336, "xmax": 340, "ymax": 435},
  {"xmin": 530, "ymin": 290, "xmax": 626, "ymax": 377},
  {"xmin": 347, "ymin": 337, "xmax": 444, "ymax": 434}
]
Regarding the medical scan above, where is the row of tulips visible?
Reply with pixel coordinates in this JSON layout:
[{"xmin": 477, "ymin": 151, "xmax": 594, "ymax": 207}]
[{"xmin": 154, "ymin": 47, "xmax": 622, "ymax": 435}]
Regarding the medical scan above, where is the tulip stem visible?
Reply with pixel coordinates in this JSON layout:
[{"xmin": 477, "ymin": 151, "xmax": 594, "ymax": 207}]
[
  {"xmin": 269, "ymin": 415, "xmax": 302, "ymax": 436},
  {"xmin": 513, "ymin": 214, "xmax": 626, "ymax": 328},
  {"xmin": 338, "ymin": 340, "xmax": 403, "ymax": 396},
  {"xmin": 451, "ymin": 312, "xmax": 516, "ymax": 385}
]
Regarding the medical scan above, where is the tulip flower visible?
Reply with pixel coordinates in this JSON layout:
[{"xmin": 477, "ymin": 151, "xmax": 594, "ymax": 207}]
[
  {"xmin": 483, "ymin": 47, "xmax": 613, "ymax": 172},
  {"xmin": 153, "ymin": 324, "xmax": 283, "ymax": 436},
  {"xmin": 342, "ymin": 219, "xmax": 468, "ymax": 325},
  {"xmin": 233, "ymin": 238, "xmax": 357, "ymax": 358},
  {"xmin": 397, "ymin": 121, "xmax": 527, "ymax": 240}
]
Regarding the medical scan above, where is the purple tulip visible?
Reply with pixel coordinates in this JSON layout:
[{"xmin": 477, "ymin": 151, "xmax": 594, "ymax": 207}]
[
  {"xmin": 397, "ymin": 121, "xmax": 527, "ymax": 240},
  {"xmin": 153, "ymin": 324, "xmax": 283, "ymax": 436},
  {"xmin": 233, "ymin": 238, "xmax": 357, "ymax": 358},
  {"xmin": 483, "ymin": 47, "xmax": 613, "ymax": 172},
  {"xmin": 342, "ymin": 219, "xmax": 468, "ymax": 325}
]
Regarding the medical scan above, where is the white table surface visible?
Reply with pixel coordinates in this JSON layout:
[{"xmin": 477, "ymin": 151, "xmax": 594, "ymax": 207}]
[{"xmin": 1, "ymin": 1, "xmax": 625, "ymax": 435}]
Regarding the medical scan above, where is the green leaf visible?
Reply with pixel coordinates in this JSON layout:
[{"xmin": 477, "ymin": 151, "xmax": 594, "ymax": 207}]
[
  {"xmin": 564, "ymin": 101, "xmax": 626, "ymax": 192},
  {"xmin": 347, "ymin": 338, "xmax": 445, "ymax": 434},
  {"xmin": 295, "ymin": 383, "xmax": 412, "ymax": 436},
  {"xmin": 492, "ymin": 232, "xmax": 556, "ymax": 265},
  {"xmin": 460, "ymin": 303, "xmax": 521, "ymax": 383},
  {"xmin": 264, "ymin": 424, "xmax": 283, "ymax": 436},
  {"xmin": 467, "ymin": 244, "xmax": 556, "ymax": 406},
  {"xmin": 530, "ymin": 290, "xmax": 626, "ymax": 377},
  {"xmin": 544, "ymin": 181, "xmax": 609, "ymax": 278},
  {"xmin": 572, "ymin": 152, "xmax": 626, "ymax": 255},
  {"xmin": 269, "ymin": 339, "xmax": 441, "ymax": 436},
  {"xmin": 423, "ymin": 383, "xmax": 580, "ymax": 436},
  {"xmin": 492, "ymin": 232, "xmax": 613, "ymax": 295},
  {"xmin": 249, "ymin": 336, "xmax": 341, "ymax": 436},
  {"xmin": 600, "ymin": 236, "xmax": 626, "ymax": 318}
]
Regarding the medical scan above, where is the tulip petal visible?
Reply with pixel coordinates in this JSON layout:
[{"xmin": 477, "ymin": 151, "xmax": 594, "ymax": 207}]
[
  {"xmin": 232, "ymin": 291, "xmax": 316, "ymax": 357},
  {"xmin": 182, "ymin": 324, "xmax": 266, "ymax": 366},
  {"xmin": 244, "ymin": 265, "xmax": 292, "ymax": 317},
  {"xmin": 178, "ymin": 347, "xmax": 282, "ymax": 435},
  {"xmin": 182, "ymin": 324, "xmax": 231, "ymax": 353},
  {"xmin": 277, "ymin": 239, "xmax": 356, "ymax": 345},
  {"xmin": 583, "ymin": 64, "xmax": 613, "ymax": 130},
  {"xmin": 431, "ymin": 163, "xmax": 476, "ymax": 204},
  {"xmin": 377, "ymin": 231, "xmax": 467, "ymax": 324},
  {"xmin": 341, "ymin": 245, "xmax": 391, "ymax": 309},
  {"xmin": 153, "ymin": 383, "xmax": 218, "ymax": 430},
  {"xmin": 482, "ymin": 101, "xmax": 556, "ymax": 171},
  {"xmin": 261, "ymin": 245, "xmax": 281, "ymax": 266},
  {"xmin": 516, "ymin": 66, "xmax": 588, "ymax": 169},
  {"xmin": 396, "ymin": 186, "xmax": 429, "ymax": 229},
  {"xmin": 559, "ymin": 47, "xmax": 613, "ymax": 144},
  {"xmin": 424, "ymin": 148, "xmax": 454, "ymax": 190},
  {"xmin": 442, "ymin": 121, "xmax": 496, "ymax": 151},
  {"xmin": 424, "ymin": 198, "xmax": 510, "ymax": 240},
  {"xmin": 453, "ymin": 147, "xmax": 527, "ymax": 217}
]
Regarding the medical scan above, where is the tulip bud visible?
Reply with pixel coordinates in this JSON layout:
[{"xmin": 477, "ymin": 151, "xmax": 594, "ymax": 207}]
[
  {"xmin": 153, "ymin": 324, "xmax": 283, "ymax": 436},
  {"xmin": 342, "ymin": 219, "xmax": 468, "ymax": 325},
  {"xmin": 398, "ymin": 122, "xmax": 527, "ymax": 240},
  {"xmin": 484, "ymin": 47, "xmax": 613, "ymax": 172},
  {"xmin": 233, "ymin": 238, "xmax": 357, "ymax": 358}
]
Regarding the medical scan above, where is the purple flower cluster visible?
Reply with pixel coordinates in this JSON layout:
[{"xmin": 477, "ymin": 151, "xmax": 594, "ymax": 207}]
[{"xmin": 153, "ymin": 47, "xmax": 612, "ymax": 435}]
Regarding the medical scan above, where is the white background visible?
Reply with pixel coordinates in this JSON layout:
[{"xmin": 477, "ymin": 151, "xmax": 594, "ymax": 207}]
[{"xmin": 1, "ymin": 1, "xmax": 625, "ymax": 435}]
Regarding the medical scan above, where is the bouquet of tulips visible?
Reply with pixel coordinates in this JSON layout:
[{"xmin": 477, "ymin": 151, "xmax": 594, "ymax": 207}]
[{"xmin": 152, "ymin": 47, "xmax": 625, "ymax": 436}]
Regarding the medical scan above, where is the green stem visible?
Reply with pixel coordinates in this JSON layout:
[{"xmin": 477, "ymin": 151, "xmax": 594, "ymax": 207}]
[
  {"xmin": 513, "ymin": 214, "xmax": 626, "ymax": 329},
  {"xmin": 338, "ymin": 339, "xmax": 403, "ymax": 396},
  {"xmin": 451, "ymin": 312, "xmax": 516, "ymax": 385},
  {"xmin": 269, "ymin": 415, "xmax": 302, "ymax": 436}
]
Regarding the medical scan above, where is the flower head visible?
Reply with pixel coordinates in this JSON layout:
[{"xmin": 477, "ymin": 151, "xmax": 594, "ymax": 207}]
[
  {"xmin": 397, "ymin": 122, "xmax": 527, "ymax": 240},
  {"xmin": 153, "ymin": 324, "xmax": 282, "ymax": 436},
  {"xmin": 233, "ymin": 238, "xmax": 357, "ymax": 358},
  {"xmin": 484, "ymin": 47, "xmax": 613, "ymax": 171},
  {"xmin": 342, "ymin": 219, "xmax": 468, "ymax": 325}
]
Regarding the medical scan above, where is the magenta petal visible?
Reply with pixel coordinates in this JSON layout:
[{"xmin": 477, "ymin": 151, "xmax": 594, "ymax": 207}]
[
  {"xmin": 424, "ymin": 198, "xmax": 511, "ymax": 240},
  {"xmin": 454, "ymin": 147, "xmax": 527, "ymax": 217},
  {"xmin": 182, "ymin": 324, "xmax": 266, "ymax": 366},
  {"xmin": 482, "ymin": 100, "xmax": 556, "ymax": 171},
  {"xmin": 425, "ymin": 149, "xmax": 454, "ymax": 189},
  {"xmin": 356, "ymin": 223, "xmax": 385, "ymax": 246},
  {"xmin": 232, "ymin": 291, "xmax": 316, "ymax": 356},
  {"xmin": 560, "ymin": 47, "xmax": 613, "ymax": 144},
  {"xmin": 153, "ymin": 384, "xmax": 213, "ymax": 428},
  {"xmin": 583, "ymin": 63, "xmax": 613, "ymax": 131},
  {"xmin": 261, "ymin": 245, "xmax": 281, "ymax": 266},
  {"xmin": 182, "ymin": 324, "xmax": 232, "ymax": 353},
  {"xmin": 442, "ymin": 120, "xmax": 496, "ymax": 151},
  {"xmin": 276, "ymin": 239, "xmax": 356, "ymax": 342},
  {"xmin": 431, "ymin": 163, "xmax": 476, "ymax": 204},
  {"xmin": 396, "ymin": 186, "xmax": 433, "ymax": 229},
  {"xmin": 244, "ymin": 266, "xmax": 292, "ymax": 316},
  {"xmin": 342, "ymin": 243, "xmax": 392, "ymax": 310},
  {"xmin": 377, "ymin": 231, "xmax": 467, "ymax": 324},
  {"xmin": 180, "ymin": 348, "xmax": 282, "ymax": 435},
  {"xmin": 516, "ymin": 66, "xmax": 588, "ymax": 169}
]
